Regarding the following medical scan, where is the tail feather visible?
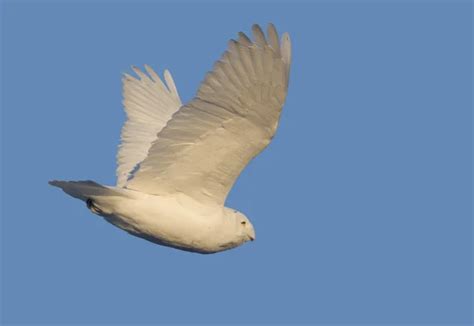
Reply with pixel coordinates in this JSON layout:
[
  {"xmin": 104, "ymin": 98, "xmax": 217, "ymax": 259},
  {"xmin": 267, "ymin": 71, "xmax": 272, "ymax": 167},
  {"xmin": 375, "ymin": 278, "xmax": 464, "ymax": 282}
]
[{"xmin": 49, "ymin": 180, "xmax": 122, "ymax": 202}]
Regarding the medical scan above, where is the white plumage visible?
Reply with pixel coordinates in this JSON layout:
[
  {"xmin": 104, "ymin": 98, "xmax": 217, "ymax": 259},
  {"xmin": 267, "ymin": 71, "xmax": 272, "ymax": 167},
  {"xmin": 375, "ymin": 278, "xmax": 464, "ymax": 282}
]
[
  {"xmin": 117, "ymin": 66, "xmax": 182, "ymax": 187},
  {"xmin": 50, "ymin": 24, "xmax": 291, "ymax": 254}
]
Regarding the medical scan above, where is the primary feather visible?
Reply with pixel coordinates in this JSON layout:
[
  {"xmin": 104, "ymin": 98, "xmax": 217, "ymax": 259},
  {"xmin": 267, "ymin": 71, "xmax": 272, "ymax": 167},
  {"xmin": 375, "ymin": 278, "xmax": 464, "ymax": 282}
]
[{"xmin": 117, "ymin": 66, "xmax": 182, "ymax": 187}]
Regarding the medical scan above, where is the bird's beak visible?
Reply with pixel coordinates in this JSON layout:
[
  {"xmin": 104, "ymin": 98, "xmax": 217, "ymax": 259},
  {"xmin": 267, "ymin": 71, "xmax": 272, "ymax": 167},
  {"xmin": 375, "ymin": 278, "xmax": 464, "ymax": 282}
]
[{"xmin": 248, "ymin": 229, "xmax": 256, "ymax": 242}]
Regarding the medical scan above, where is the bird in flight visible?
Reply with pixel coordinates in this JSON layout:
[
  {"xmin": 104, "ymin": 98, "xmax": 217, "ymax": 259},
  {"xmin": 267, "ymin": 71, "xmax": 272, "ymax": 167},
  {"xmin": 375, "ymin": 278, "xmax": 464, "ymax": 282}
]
[{"xmin": 50, "ymin": 24, "xmax": 291, "ymax": 254}]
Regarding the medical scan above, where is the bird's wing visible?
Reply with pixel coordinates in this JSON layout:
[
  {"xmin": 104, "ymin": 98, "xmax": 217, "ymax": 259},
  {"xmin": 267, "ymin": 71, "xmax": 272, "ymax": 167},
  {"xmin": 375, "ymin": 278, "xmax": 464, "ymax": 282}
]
[
  {"xmin": 116, "ymin": 66, "xmax": 182, "ymax": 187},
  {"xmin": 126, "ymin": 24, "xmax": 291, "ymax": 206}
]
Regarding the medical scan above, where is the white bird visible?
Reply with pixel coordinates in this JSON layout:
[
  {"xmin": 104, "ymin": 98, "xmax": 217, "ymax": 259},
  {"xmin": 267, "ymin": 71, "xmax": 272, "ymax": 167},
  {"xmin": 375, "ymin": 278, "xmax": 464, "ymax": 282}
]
[{"xmin": 50, "ymin": 24, "xmax": 291, "ymax": 254}]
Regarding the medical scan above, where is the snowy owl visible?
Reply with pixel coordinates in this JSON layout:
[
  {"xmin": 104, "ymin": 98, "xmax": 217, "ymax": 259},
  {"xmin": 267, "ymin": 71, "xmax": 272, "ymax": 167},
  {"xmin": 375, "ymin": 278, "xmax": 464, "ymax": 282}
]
[{"xmin": 50, "ymin": 24, "xmax": 291, "ymax": 254}]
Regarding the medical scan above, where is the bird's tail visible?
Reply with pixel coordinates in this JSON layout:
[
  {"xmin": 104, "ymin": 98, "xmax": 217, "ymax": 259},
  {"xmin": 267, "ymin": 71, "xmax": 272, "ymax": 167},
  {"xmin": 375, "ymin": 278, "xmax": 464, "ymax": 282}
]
[{"xmin": 48, "ymin": 180, "xmax": 123, "ymax": 202}]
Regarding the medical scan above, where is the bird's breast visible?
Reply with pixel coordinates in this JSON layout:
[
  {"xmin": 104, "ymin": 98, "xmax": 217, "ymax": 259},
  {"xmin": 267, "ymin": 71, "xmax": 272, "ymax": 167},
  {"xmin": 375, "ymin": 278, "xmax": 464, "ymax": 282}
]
[{"xmin": 98, "ymin": 192, "xmax": 235, "ymax": 253}]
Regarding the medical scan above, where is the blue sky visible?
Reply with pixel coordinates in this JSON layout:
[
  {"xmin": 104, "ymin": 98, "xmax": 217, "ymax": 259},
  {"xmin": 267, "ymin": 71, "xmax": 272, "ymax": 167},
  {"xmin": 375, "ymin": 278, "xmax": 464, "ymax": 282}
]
[{"xmin": 1, "ymin": 1, "xmax": 472, "ymax": 324}]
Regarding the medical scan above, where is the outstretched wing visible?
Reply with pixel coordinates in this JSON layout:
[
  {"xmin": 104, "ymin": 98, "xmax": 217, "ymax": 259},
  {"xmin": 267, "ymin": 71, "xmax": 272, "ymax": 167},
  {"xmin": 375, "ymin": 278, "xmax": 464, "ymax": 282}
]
[
  {"xmin": 126, "ymin": 24, "xmax": 291, "ymax": 206},
  {"xmin": 117, "ymin": 66, "xmax": 182, "ymax": 187}
]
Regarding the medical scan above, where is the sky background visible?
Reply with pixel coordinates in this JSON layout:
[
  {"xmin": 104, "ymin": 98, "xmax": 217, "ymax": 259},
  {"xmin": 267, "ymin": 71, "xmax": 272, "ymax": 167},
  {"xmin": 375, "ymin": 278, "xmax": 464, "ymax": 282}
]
[{"xmin": 1, "ymin": 0, "xmax": 472, "ymax": 325}]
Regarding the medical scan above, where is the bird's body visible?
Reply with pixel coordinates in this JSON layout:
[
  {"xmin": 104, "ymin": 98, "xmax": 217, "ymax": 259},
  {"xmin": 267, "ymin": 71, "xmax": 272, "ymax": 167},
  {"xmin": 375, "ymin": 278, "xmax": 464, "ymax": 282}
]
[
  {"xmin": 51, "ymin": 181, "xmax": 253, "ymax": 253},
  {"xmin": 50, "ymin": 24, "xmax": 291, "ymax": 254}
]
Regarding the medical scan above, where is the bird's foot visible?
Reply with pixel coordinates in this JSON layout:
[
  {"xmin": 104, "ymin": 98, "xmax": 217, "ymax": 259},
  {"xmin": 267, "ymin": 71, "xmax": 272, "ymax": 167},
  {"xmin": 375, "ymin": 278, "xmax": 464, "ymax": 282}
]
[{"xmin": 86, "ymin": 198, "xmax": 102, "ymax": 214}]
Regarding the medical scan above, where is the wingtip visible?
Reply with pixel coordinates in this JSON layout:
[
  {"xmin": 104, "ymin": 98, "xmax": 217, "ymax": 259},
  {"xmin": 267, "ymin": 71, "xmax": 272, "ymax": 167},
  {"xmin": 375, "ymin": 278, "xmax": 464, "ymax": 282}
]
[
  {"xmin": 163, "ymin": 69, "xmax": 182, "ymax": 104},
  {"xmin": 144, "ymin": 64, "xmax": 153, "ymax": 71},
  {"xmin": 131, "ymin": 65, "xmax": 149, "ymax": 80},
  {"xmin": 281, "ymin": 32, "xmax": 291, "ymax": 43},
  {"xmin": 251, "ymin": 24, "xmax": 266, "ymax": 46},
  {"xmin": 280, "ymin": 32, "xmax": 292, "ymax": 65},
  {"xmin": 122, "ymin": 72, "xmax": 134, "ymax": 82},
  {"xmin": 237, "ymin": 31, "xmax": 252, "ymax": 46},
  {"xmin": 251, "ymin": 23, "xmax": 262, "ymax": 32},
  {"xmin": 267, "ymin": 22, "xmax": 277, "ymax": 35},
  {"xmin": 228, "ymin": 39, "xmax": 239, "ymax": 48},
  {"xmin": 144, "ymin": 64, "xmax": 157, "ymax": 76},
  {"xmin": 266, "ymin": 23, "xmax": 280, "ymax": 53}
]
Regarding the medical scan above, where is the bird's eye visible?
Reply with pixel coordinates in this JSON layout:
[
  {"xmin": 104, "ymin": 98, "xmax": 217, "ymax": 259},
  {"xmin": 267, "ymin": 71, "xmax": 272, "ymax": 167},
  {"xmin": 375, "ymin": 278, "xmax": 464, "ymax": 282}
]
[{"xmin": 241, "ymin": 221, "xmax": 246, "ymax": 225}]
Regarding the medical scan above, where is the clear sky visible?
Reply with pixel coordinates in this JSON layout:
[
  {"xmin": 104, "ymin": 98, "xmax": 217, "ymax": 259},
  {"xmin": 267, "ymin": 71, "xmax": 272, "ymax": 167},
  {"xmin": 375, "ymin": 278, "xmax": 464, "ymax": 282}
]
[{"xmin": 1, "ymin": 0, "xmax": 472, "ymax": 325}]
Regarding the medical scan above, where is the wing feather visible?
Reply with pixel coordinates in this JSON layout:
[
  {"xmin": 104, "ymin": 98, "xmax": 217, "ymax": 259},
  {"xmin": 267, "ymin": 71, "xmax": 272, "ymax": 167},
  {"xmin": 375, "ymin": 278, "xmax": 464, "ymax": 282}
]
[
  {"xmin": 252, "ymin": 24, "xmax": 267, "ymax": 48},
  {"xmin": 117, "ymin": 66, "xmax": 182, "ymax": 187},
  {"xmin": 267, "ymin": 23, "xmax": 280, "ymax": 53},
  {"xmin": 126, "ymin": 24, "xmax": 291, "ymax": 205}
]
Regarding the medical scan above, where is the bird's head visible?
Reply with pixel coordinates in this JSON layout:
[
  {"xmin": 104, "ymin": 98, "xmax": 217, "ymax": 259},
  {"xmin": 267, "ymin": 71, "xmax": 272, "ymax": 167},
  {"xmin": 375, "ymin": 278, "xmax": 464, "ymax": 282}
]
[{"xmin": 225, "ymin": 208, "xmax": 256, "ymax": 243}]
